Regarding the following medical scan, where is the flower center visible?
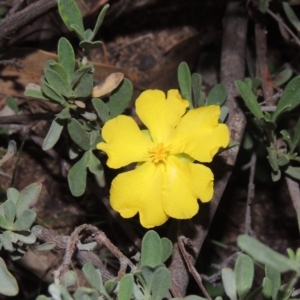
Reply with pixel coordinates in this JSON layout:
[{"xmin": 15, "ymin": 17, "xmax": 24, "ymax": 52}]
[{"xmin": 148, "ymin": 143, "xmax": 170, "ymax": 163}]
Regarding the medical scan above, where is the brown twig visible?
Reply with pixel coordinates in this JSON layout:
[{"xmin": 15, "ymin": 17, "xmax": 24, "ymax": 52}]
[
  {"xmin": 169, "ymin": 1, "xmax": 248, "ymax": 296},
  {"xmin": 177, "ymin": 236, "xmax": 212, "ymax": 300}
]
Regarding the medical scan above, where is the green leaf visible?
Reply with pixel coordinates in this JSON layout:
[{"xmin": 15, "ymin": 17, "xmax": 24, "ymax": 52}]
[
  {"xmin": 267, "ymin": 147, "xmax": 279, "ymax": 172},
  {"xmin": 84, "ymin": 29, "xmax": 93, "ymax": 40},
  {"xmin": 0, "ymin": 215, "xmax": 8, "ymax": 229},
  {"xmin": 141, "ymin": 265, "xmax": 155, "ymax": 288},
  {"xmin": 104, "ymin": 278, "xmax": 118, "ymax": 294},
  {"xmin": 160, "ymin": 237, "xmax": 173, "ymax": 263},
  {"xmin": 141, "ymin": 230, "xmax": 162, "ymax": 267},
  {"xmin": 235, "ymin": 80, "xmax": 264, "ymax": 119},
  {"xmin": 0, "ymin": 257, "xmax": 18, "ymax": 296},
  {"xmin": 118, "ymin": 274, "xmax": 134, "ymax": 300},
  {"xmin": 87, "ymin": 151, "xmax": 103, "ymax": 177},
  {"xmin": 16, "ymin": 183, "xmax": 42, "ymax": 218},
  {"xmin": 0, "ymin": 231, "xmax": 13, "ymax": 251},
  {"xmin": 283, "ymin": 2, "xmax": 300, "ymax": 32},
  {"xmin": 222, "ymin": 268, "xmax": 237, "ymax": 300},
  {"xmin": 35, "ymin": 242, "xmax": 56, "ymax": 251},
  {"xmin": 71, "ymin": 65, "xmax": 93, "ymax": 88},
  {"xmin": 79, "ymin": 40, "xmax": 103, "ymax": 52},
  {"xmin": 41, "ymin": 79, "xmax": 67, "ymax": 104},
  {"xmin": 178, "ymin": 62, "xmax": 192, "ymax": 107},
  {"xmin": 0, "ymin": 140, "xmax": 17, "ymax": 167},
  {"xmin": 245, "ymin": 287, "xmax": 263, "ymax": 300},
  {"xmin": 7, "ymin": 188, "xmax": 20, "ymax": 205},
  {"xmin": 262, "ymin": 277, "xmax": 272, "ymax": 298},
  {"xmin": 11, "ymin": 210, "xmax": 36, "ymax": 231},
  {"xmin": 291, "ymin": 117, "xmax": 300, "ymax": 152},
  {"xmin": 151, "ymin": 267, "xmax": 171, "ymax": 300},
  {"xmin": 4, "ymin": 200, "xmax": 16, "ymax": 226},
  {"xmin": 6, "ymin": 97, "xmax": 19, "ymax": 114},
  {"xmin": 68, "ymin": 152, "xmax": 88, "ymax": 197},
  {"xmin": 56, "ymin": 107, "xmax": 71, "ymax": 120},
  {"xmin": 258, "ymin": 118, "xmax": 276, "ymax": 131},
  {"xmin": 92, "ymin": 98, "xmax": 110, "ymax": 123},
  {"xmin": 234, "ymin": 254, "xmax": 254, "ymax": 299},
  {"xmin": 107, "ymin": 78, "xmax": 133, "ymax": 118},
  {"xmin": 48, "ymin": 61, "xmax": 68, "ymax": 84},
  {"xmin": 273, "ymin": 68, "xmax": 293, "ymax": 87},
  {"xmin": 58, "ymin": 0, "xmax": 84, "ymax": 37},
  {"xmin": 191, "ymin": 73, "xmax": 204, "ymax": 107},
  {"xmin": 273, "ymin": 76, "xmax": 300, "ymax": 121},
  {"xmin": 207, "ymin": 84, "xmax": 227, "ymax": 106},
  {"xmin": 45, "ymin": 69, "xmax": 71, "ymax": 98},
  {"xmin": 42, "ymin": 118, "xmax": 65, "ymax": 151},
  {"xmin": 91, "ymin": 4, "xmax": 109, "ymax": 40},
  {"xmin": 284, "ymin": 166, "xmax": 300, "ymax": 180},
  {"xmin": 68, "ymin": 118, "xmax": 90, "ymax": 151},
  {"xmin": 265, "ymin": 265, "xmax": 280, "ymax": 300},
  {"xmin": 58, "ymin": 37, "xmax": 75, "ymax": 85},
  {"xmin": 259, "ymin": 0, "xmax": 271, "ymax": 13},
  {"xmin": 24, "ymin": 88, "xmax": 49, "ymax": 100},
  {"xmin": 74, "ymin": 73, "xmax": 93, "ymax": 98},
  {"xmin": 237, "ymin": 235, "xmax": 300, "ymax": 273},
  {"xmin": 13, "ymin": 231, "xmax": 36, "ymax": 244},
  {"xmin": 64, "ymin": 270, "xmax": 77, "ymax": 288}
]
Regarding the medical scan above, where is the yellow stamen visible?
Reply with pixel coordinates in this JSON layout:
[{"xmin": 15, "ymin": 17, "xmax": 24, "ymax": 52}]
[{"xmin": 148, "ymin": 143, "xmax": 170, "ymax": 163}]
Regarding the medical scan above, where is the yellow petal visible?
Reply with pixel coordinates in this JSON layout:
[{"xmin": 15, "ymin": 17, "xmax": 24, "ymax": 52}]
[
  {"xmin": 110, "ymin": 162, "xmax": 169, "ymax": 228},
  {"xmin": 170, "ymin": 105, "xmax": 230, "ymax": 162},
  {"xmin": 162, "ymin": 156, "xmax": 214, "ymax": 219},
  {"xmin": 136, "ymin": 89, "xmax": 189, "ymax": 143},
  {"xmin": 97, "ymin": 115, "xmax": 153, "ymax": 168}
]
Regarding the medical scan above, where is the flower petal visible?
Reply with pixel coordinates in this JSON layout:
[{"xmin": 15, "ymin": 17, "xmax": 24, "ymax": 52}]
[
  {"xmin": 110, "ymin": 162, "xmax": 169, "ymax": 228},
  {"xmin": 162, "ymin": 156, "xmax": 214, "ymax": 219},
  {"xmin": 136, "ymin": 89, "xmax": 189, "ymax": 143},
  {"xmin": 170, "ymin": 105, "xmax": 230, "ymax": 162},
  {"xmin": 97, "ymin": 115, "xmax": 153, "ymax": 168}
]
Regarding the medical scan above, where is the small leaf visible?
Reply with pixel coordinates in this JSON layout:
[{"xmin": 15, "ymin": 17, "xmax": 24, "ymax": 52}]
[
  {"xmin": 82, "ymin": 262, "xmax": 105, "ymax": 293},
  {"xmin": 4, "ymin": 201, "xmax": 16, "ymax": 226},
  {"xmin": 35, "ymin": 242, "xmax": 56, "ymax": 251},
  {"xmin": 71, "ymin": 65, "xmax": 93, "ymax": 88},
  {"xmin": 41, "ymin": 79, "xmax": 66, "ymax": 104},
  {"xmin": 284, "ymin": 166, "xmax": 300, "ymax": 180},
  {"xmin": 7, "ymin": 187, "xmax": 20, "ymax": 205},
  {"xmin": 119, "ymin": 274, "xmax": 134, "ymax": 300},
  {"xmin": 267, "ymin": 147, "xmax": 279, "ymax": 172},
  {"xmin": 91, "ymin": 4, "xmax": 109, "ymax": 40},
  {"xmin": 0, "ymin": 140, "xmax": 17, "ymax": 167},
  {"xmin": 74, "ymin": 73, "xmax": 93, "ymax": 98},
  {"xmin": 64, "ymin": 270, "xmax": 77, "ymax": 288},
  {"xmin": 220, "ymin": 106, "xmax": 229, "ymax": 122},
  {"xmin": 0, "ymin": 257, "xmax": 19, "ymax": 296},
  {"xmin": 92, "ymin": 73, "xmax": 124, "ymax": 98},
  {"xmin": 24, "ymin": 88, "xmax": 49, "ymax": 100},
  {"xmin": 141, "ymin": 266, "xmax": 154, "ymax": 288},
  {"xmin": 235, "ymin": 80, "xmax": 264, "ymax": 119},
  {"xmin": 6, "ymin": 97, "xmax": 19, "ymax": 114},
  {"xmin": 45, "ymin": 69, "xmax": 71, "ymax": 98},
  {"xmin": 43, "ymin": 118, "xmax": 65, "ymax": 151},
  {"xmin": 68, "ymin": 152, "xmax": 88, "ymax": 197},
  {"xmin": 222, "ymin": 268, "xmax": 237, "ymax": 300},
  {"xmin": 178, "ymin": 62, "xmax": 192, "ymax": 107},
  {"xmin": 87, "ymin": 151, "xmax": 103, "ymax": 177},
  {"xmin": 151, "ymin": 267, "xmax": 171, "ymax": 300},
  {"xmin": 141, "ymin": 230, "xmax": 162, "ymax": 267},
  {"xmin": 237, "ymin": 235, "xmax": 300, "ymax": 273},
  {"xmin": 104, "ymin": 278, "xmax": 118, "ymax": 294},
  {"xmin": 58, "ymin": 37, "xmax": 75, "ymax": 85},
  {"xmin": 273, "ymin": 76, "xmax": 300, "ymax": 121},
  {"xmin": 234, "ymin": 254, "xmax": 254, "ymax": 299},
  {"xmin": 107, "ymin": 78, "xmax": 133, "ymax": 118},
  {"xmin": 0, "ymin": 232, "xmax": 13, "ymax": 251},
  {"xmin": 207, "ymin": 84, "xmax": 227, "ymax": 106},
  {"xmin": 265, "ymin": 265, "xmax": 280, "ymax": 300},
  {"xmin": 92, "ymin": 98, "xmax": 110, "ymax": 123},
  {"xmin": 160, "ymin": 237, "xmax": 173, "ymax": 263},
  {"xmin": 0, "ymin": 215, "xmax": 8, "ymax": 229},
  {"xmin": 48, "ymin": 62, "xmax": 68, "ymax": 84},
  {"xmin": 191, "ymin": 73, "xmax": 204, "ymax": 107},
  {"xmin": 16, "ymin": 182, "xmax": 42, "ymax": 218},
  {"xmin": 68, "ymin": 118, "xmax": 90, "ymax": 151},
  {"xmin": 11, "ymin": 210, "xmax": 36, "ymax": 231},
  {"xmin": 283, "ymin": 2, "xmax": 300, "ymax": 32},
  {"xmin": 262, "ymin": 277, "xmax": 272, "ymax": 298},
  {"xmin": 58, "ymin": 0, "xmax": 84, "ymax": 37},
  {"xmin": 273, "ymin": 68, "xmax": 293, "ymax": 87},
  {"xmin": 56, "ymin": 107, "xmax": 71, "ymax": 120}
]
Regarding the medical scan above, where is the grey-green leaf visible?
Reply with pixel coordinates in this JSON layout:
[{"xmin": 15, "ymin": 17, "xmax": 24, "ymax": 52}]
[
  {"xmin": 237, "ymin": 234, "xmax": 300, "ymax": 273},
  {"xmin": 41, "ymin": 80, "xmax": 66, "ymax": 104},
  {"xmin": 207, "ymin": 83, "xmax": 227, "ymax": 106},
  {"xmin": 58, "ymin": 0, "xmax": 84, "ymax": 37},
  {"xmin": 58, "ymin": 38, "xmax": 75, "ymax": 85},
  {"xmin": 107, "ymin": 78, "xmax": 133, "ymax": 118},
  {"xmin": 68, "ymin": 152, "xmax": 88, "ymax": 197},
  {"xmin": 43, "ymin": 118, "xmax": 65, "ymax": 151},
  {"xmin": 283, "ymin": 2, "xmax": 300, "ymax": 32},
  {"xmin": 68, "ymin": 118, "xmax": 90, "ymax": 151},
  {"xmin": 222, "ymin": 268, "xmax": 237, "ymax": 300},
  {"xmin": 285, "ymin": 166, "xmax": 300, "ymax": 180},
  {"xmin": 4, "ymin": 201, "xmax": 16, "ymax": 226},
  {"xmin": 7, "ymin": 188, "xmax": 20, "ymax": 205},
  {"xmin": 6, "ymin": 97, "xmax": 19, "ymax": 114},
  {"xmin": 92, "ymin": 98, "xmax": 110, "ymax": 123},
  {"xmin": 16, "ymin": 182, "xmax": 41, "ymax": 219},
  {"xmin": 262, "ymin": 277, "xmax": 272, "ymax": 299},
  {"xmin": 82, "ymin": 262, "xmax": 104, "ymax": 292},
  {"xmin": 91, "ymin": 4, "xmax": 109, "ymax": 40},
  {"xmin": 178, "ymin": 62, "xmax": 192, "ymax": 107},
  {"xmin": 265, "ymin": 265, "xmax": 280, "ymax": 300},
  {"xmin": 11, "ymin": 210, "xmax": 36, "ymax": 231},
  {"xmin": 234, "ymin": 254, "xmax": 254, "ymax": 299},
  {"xmin": 235, "ymin": 80, "xmax": 263, "ymax": 119},
  {"xmin": 160, "ymin": 237, "xmax": 173, "ymax": 263},
  {"xmin": 45, "ymin": 69, "xmax": 71, "ymax": 98},
  {"xmin": 141, "ymin": 230, "xmax": 162, "ymax": 267},
  {"xmin": 191, "ymin": 73, "xmax": 204, "ymax": 107},
  {"xmin": 119, "ymin": 274, "xmax": 134, "ymax": 300},
  {"xmin": 24, "ymin": 88, "xmax": 49, "ymax": 100},
  {"xmin": 87, "ymin": 151, "xmax": 103, "ymax": 177},
  {"xmin": 0, "ymin": 257, "xmax": 19, "ymax": 296},
  {"xmin": 151, "ymin": 267, "xmax": 171, "ymax": 300},
  {"xmin": 273, "ymin": 76, "xmax": 300, "ymax": 121},
  {"xmin": 74, "ymin": 73, "xmax": 93, "ymax": 98}
]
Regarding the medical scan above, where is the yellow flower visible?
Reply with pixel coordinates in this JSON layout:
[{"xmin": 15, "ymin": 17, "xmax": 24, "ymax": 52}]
[{"xmin": 97, "ymin": 89, "xmax": 230, "ymax": 228}]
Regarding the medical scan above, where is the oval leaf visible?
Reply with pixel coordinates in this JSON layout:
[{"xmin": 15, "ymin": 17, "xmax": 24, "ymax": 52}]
[
  {"xmin": 119, "ymin": 274, "xmax": 134, "ymax": 300},
  {"xmin": 222, "ymin": 268, "xmax": 237, "ymax": 300},
  {"xmin": 68, "ymin": 118, "xmax": 90, "ymax": 151},
  {"xmin": 58, "ymin": 37, "xmax": 75, "ymax": 85},
  {"xmin": 0, "ymin": 257, "xmax": 18, "ymax": 296},
  {"xmin": 74, "ymin": 73, "xmax": 93, "ymax": 98},
  {"xmin": 151, "ymin": 267, "xmax": 171, "ymax": 300},
  {"xmin": 141, "ymin": 230, "xmax": 162, "ymax": 267},
  {"xmin": 178, "ymin": 62, "xmax": 192, "ymax": 107},
  {"xmin": 92, "ymin": 98, "xmax": 110, "ymax": 123},
  {"xmin": 207, "ymin": 83, "xmax": 227, "ymax": 106},
  {"xmin": 12, "ymin": 210, "xmax": 36, "ymax": 231},
  {"xmin": 43, "ymin": 118, "xmax": 65, "ymax": 151}
]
